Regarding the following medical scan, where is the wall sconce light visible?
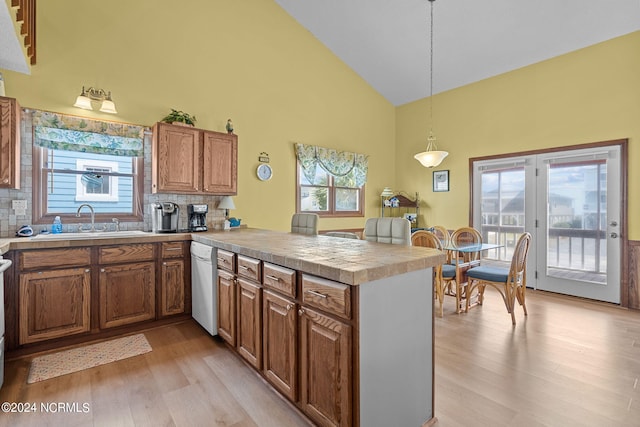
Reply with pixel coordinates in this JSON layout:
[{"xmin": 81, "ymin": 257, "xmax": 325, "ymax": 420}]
[{"xmin": 73, "ymin": 86, "xmax": 118, "ymax": 114}]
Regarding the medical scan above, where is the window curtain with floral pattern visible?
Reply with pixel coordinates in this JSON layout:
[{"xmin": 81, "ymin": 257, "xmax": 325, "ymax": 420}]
[
  {"xmin": 32, "ymin": 110, "xmax": 144, "ymax": 157},
  {"xmin": 294, "ymin": 143, "xmax": 368, "ymax": 187}
]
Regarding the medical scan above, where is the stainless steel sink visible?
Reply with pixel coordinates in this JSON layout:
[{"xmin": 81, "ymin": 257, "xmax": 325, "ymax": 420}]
[{"xmin": 31, "ymin": 230, "xmax": 150, "ymax": 240}]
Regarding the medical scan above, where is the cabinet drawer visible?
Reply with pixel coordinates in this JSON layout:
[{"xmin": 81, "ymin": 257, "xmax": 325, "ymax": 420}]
[
  {"xmin": 301, "ymin": 274, "xmax": 351, "ymax": 319},
  {"xmin": 217, "ymin": 249, "xmax": 235, "ymax": 272},
  {"xmin": 161, "ymin": 241, "xmax": 184, "ymax": 258},
  {"xmin": 263, "ymin": 263, "xmax": 296, "ymax": 298},
  {"xmin": 237, "ymin": 255, "xmax": 261, "ymax": 282},
  {"xmin": 20, "ymin": 248, "xmax": 91, "ymax": 270},
  {"xmin": 99, "ymin": 244, "xmax": 154, "ymax": 264}
]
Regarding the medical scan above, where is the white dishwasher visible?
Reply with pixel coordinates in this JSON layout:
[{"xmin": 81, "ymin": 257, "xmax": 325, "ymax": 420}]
[
  {"xmin": 191, "ymin": 242, "xmax": 217, "ymax": 335},
  {"xmin": 0, "ymin": 256, "xmax": 12, "ymax": 389}
]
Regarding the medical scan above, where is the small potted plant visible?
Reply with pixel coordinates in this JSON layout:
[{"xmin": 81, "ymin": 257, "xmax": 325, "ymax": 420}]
[{"xmin": 161, "ymin": 109, "xmax": 197, "ymax": 127}]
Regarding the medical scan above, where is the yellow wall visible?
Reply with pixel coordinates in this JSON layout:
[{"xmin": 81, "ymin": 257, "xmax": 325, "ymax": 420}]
[
  {"xmin": 4, "ymin": 2, "xmax": 639, "ymax": 238},
  {"xmin": 2, "ymin": 0, "xmax": 395, "ymax": 232},
  {"xmin": 396, "ymin": 31, "xmax": 640, "ymax": 239}
]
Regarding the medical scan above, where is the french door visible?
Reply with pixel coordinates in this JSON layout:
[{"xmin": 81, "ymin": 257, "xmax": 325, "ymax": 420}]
[{"xmin": 472, "ymin": 145, "xmax": 622, "ymax": 303}]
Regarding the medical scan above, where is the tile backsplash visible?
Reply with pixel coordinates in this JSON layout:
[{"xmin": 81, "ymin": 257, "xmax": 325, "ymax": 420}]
[{"xmin": 0, "ymin": 110, "xmax": 228, "ymax": 238}]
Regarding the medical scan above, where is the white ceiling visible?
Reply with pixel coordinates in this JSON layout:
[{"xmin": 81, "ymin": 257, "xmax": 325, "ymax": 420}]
[{"xmin": 275, "ymin": 0, "xmax": 640, "ymax": 106}]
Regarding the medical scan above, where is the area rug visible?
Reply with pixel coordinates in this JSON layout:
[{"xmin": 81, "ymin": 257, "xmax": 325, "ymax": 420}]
[{"xmin": 27, "ymin": 333, "xmax": 152, "ymax": 384}]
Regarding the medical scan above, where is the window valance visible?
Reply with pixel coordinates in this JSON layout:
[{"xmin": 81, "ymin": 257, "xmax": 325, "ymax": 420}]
[
  {"xmin": 294, "ymin": 143, "xmax": 368, "ymax": 187},
  {"xmin": 32, "ymin": 110, "xmax": 144, "ymax": 157}
]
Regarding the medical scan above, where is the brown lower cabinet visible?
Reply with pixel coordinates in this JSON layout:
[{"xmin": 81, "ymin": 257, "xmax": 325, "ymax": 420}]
[
  {"xmin": 299, "ymin": 306, "xmax": 351, "ymax": 427},
  {"xmin": 216, "ymin": 250, "xmax": 353, "ymax": 427},
  {"xmin": 11, "ymin": 241, "xmax": 189, "ymax": 353},
  {"xmin": 99, "ymin": 262, "xmax": 156, "ymax": 329},
  {"xmin": 217, "ymin": 268, "xmax": 236, "ymax": 345},
  {"xmin": 19, "ymin": 268, "xmax": 91, "ymax": 345},
  {"xmin": 263, "ymin": 289, "xmax": 298, "ymax": 401}
]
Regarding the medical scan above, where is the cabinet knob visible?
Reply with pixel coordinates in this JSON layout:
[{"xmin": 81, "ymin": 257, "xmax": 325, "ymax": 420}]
[
  {"xmin": 163, "ymin": 262, "xmax": 167, "ymax": 265},
  {"xmin": 85, "ymin": 269, "xmax": 90, "ymax": 273},
  {"xmin": 298, "ymin": 308, "xmax": 305, "ymax": 316},
  {"xmin": 100, "ymin": 268, "xmax": 105, "ymax": 273},
  {"xmin": 286, "ymin": 304, "xmax": 292, "ymax": 311}
]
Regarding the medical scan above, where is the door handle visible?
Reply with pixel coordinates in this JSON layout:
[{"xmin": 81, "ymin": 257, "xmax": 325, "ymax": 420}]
[
  {"xmin": 609, "ymin": 221, "xmax": 618, "ymax": 227},
  {"xmin": 610, "ymin": 232, "xmax": 618, "ymax": 238}
]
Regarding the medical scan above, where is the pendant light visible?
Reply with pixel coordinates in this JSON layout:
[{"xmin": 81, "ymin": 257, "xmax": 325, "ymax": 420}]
[{"xmin": 414, "ymin": 0, "xmax": 448, "ymax": 168}]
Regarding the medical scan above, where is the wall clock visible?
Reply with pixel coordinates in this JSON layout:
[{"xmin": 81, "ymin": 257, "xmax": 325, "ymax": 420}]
[{"xmin": 257, "ymin": 163, "xmax": 273, "ymax": 181}]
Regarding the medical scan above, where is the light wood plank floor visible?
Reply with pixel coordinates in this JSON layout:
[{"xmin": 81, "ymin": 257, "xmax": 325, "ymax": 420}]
[{"xmin": 1, "ymin": 289, "xmax": 638, "ymax": 426}]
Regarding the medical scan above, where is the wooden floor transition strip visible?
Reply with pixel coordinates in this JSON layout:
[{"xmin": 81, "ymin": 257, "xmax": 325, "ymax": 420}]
[{"xmin": 27, "ymin": 333, "xmax": 152, "ymax": 384}]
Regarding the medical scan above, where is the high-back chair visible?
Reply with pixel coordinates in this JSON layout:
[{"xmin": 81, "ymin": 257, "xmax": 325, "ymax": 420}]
[
  {"xmin": 445, "ymin": 227, "xmax": 483, "ymax": 313},
  {"xmin": 430, "ymin": 225, "xmax": 451, "ymax": 249},
  {"xmin": 291, "ymin": 213, "xmax": 319, "ymax": 235},
  {"xmin": 411, "ymin": 230, "xmax": 451, "ymax": 317},
  {"xmin": 364, "ymin": 217, "xmax": 411, "ymax": 246},
  {"xmin": 466, "ymin": 232, "xmax": 532, "ymax": 325}
]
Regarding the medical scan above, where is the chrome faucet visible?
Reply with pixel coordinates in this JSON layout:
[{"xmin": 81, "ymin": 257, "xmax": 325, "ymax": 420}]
[{"xmin": 76, "ymin": 204, "xmax": 96, "ymax": 232}]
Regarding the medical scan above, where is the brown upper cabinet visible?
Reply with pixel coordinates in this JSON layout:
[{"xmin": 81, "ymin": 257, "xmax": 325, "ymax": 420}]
[
  {"xmin": 0, "ymin": 96, "xmax": 21, "ymax": 189},
  {"xmin": 152, "ymin": 122, "xmax": 237, "ymax": 195}
]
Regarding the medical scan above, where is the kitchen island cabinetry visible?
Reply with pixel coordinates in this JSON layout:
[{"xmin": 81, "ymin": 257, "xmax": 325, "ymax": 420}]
[
  {"xmin": 262, "ymin": 262, "xmax": 298, "ymax": 401},
  {"xmin": 152, "ymin": 122, "xmax": 237, "ymax": 195},
  {"xmin": 199, "ymin": 228, "xmax": 443, "ymax": 427},
  {"xmin": 216, "ymin": 250, "xmax": 236, "ymax": 346},
  {"xmin": 0, "ymin": 95, "xmax": 20, "ymax": 189},
  {"xmin": 236, "ymin": 255, "xmax": 263, "ymax": 369}
]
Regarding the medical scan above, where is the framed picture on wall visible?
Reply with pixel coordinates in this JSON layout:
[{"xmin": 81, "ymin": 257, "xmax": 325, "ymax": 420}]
[{"xmin": 433, "ymin": 170, "xmax": 449, "ymax": 192}]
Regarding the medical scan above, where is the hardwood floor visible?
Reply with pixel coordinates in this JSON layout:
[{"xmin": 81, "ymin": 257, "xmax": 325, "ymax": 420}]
[
  {"xmin": 0, "ymin": 289, "xmax": 638, "ymax": 426},
  {"xmin": 434, "ymin": 288, "xmax": 640, "ymax": 427}
]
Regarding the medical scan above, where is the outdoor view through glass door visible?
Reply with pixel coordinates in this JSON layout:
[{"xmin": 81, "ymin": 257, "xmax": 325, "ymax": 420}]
[{"xmin": 472, "ymin": 145, "xmax": 622, "ymax": 303}]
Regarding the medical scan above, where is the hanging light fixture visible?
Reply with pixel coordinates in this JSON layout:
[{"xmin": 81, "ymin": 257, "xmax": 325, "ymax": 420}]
[
  {"xmin": 414, "ymin": 0, "xmax": 448, "ymax": 168},
  {"xmin": 73, "ymin": 86, "xmax": 118, "ymax": 114}
]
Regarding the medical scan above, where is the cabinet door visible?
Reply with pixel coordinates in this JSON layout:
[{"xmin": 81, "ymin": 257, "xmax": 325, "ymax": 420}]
[
  {"xmin": 263, "ymin": 290, "xmax": 297, "ymax": 401},
  {"xmin": 152, "ymin": 122, "xmax": 201, "ymax": 193},
  {"xmin": 299, "ymin": 307, "xmax": 352, "ymax": 427},
  {"xmin": 202, "ymin": 131, "xmax": 237, "ymax": 194},
  {"xmin": 160, "ymin": 259, "xmax": 185, "ymax": 317},
  {"xmin": 0, "ymin": 96, "xmax": 20, "ymax": 189},
  {"xmin": 217, "ymin": 269, "xmax": 236, "ymax": 345},
  {"xmin": 237, "ymin": 278, "xmax": 262, "ymax": 369},
  {"xmin": 19, "ymin": 268, "xmax": 91, "ymax": 344},
  {"xmin": 99, "ymin": 262, "xmax": 156, "ymax": 329}
]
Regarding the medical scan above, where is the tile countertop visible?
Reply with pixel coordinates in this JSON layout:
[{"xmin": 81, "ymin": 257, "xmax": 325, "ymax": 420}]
[
  {"xmin": 192, "ymin": 228, "xmax": 445, "ymax": 286},
  {"xmin": 0, "ymin": 232, "xmax": 193, "ymax": 254}
]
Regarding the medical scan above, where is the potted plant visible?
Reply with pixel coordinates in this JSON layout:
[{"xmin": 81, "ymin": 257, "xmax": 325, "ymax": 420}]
[{"xmin": 161, "ymin": 109, "xmax": 197, "ymax": 127}]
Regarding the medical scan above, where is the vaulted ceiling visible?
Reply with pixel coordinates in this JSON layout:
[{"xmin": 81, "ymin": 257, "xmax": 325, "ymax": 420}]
[
  {"xmin": 275, "ymin": 0, "xmax": 640, "ymax": 105},
  {"xmin": 2, "ymin": 1, "xmax": 639, "ymax": 106}
]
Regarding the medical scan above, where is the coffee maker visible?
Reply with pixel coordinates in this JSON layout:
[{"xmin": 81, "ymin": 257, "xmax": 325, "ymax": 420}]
[
  {"xmin": 150, "ymin": 202, "xmax": 180, "ymax": 233},
  {"xmin": 187, "ymin": 204, "xmax": 208, "ymax": 232}
]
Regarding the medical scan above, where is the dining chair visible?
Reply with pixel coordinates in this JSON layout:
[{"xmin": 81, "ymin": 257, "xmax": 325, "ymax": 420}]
[
  {"xmin": 465, "ymin": 232, "xmax": 532, "ymax": 325},
  {"xmin": 325, "ymin": 231, "xmax": 360, "ymax": 239},
  {"xmin": 430, "ymin": 225, "xmax": 451, "ymax": 249},
  {"xmin": 291, "ymin": 213, "xmax": 319, "ymax": 235},
  {"xmin": 411, "ymin": 230, "xmax": 452, "ymax": 317},
  {"xmin": 364, "ymin": 217, "xmax": 411, "ymax": 246},
  {"xmin": 446, "ymin": 227, "xmax": 483, "ymax": 313}
]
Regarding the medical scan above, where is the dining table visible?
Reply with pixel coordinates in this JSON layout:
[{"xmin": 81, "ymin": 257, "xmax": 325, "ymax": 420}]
[{"xmin": 441, "ymin": 242, "xmax": 504, "ymax": 311}]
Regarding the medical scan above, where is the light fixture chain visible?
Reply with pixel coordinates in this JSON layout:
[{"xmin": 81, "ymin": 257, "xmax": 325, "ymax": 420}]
[{"xmin": 428, "ymin": 0, "xmax": 435, "ymax": 149}]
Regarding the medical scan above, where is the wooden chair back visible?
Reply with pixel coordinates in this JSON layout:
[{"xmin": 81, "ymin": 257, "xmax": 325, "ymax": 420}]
[
  {"xmin": 411, "ymin": 230, "xmax": 443, "ymax": 250},
  {"xmin": 450, "ymin": 227, "xmax": 482, "ymax": 263}
]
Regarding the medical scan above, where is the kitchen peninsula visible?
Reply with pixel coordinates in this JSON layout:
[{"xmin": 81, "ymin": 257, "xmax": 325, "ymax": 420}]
[{"xmin": 193, "ymin": 228, "xmax": 444, "ymax": 427}]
